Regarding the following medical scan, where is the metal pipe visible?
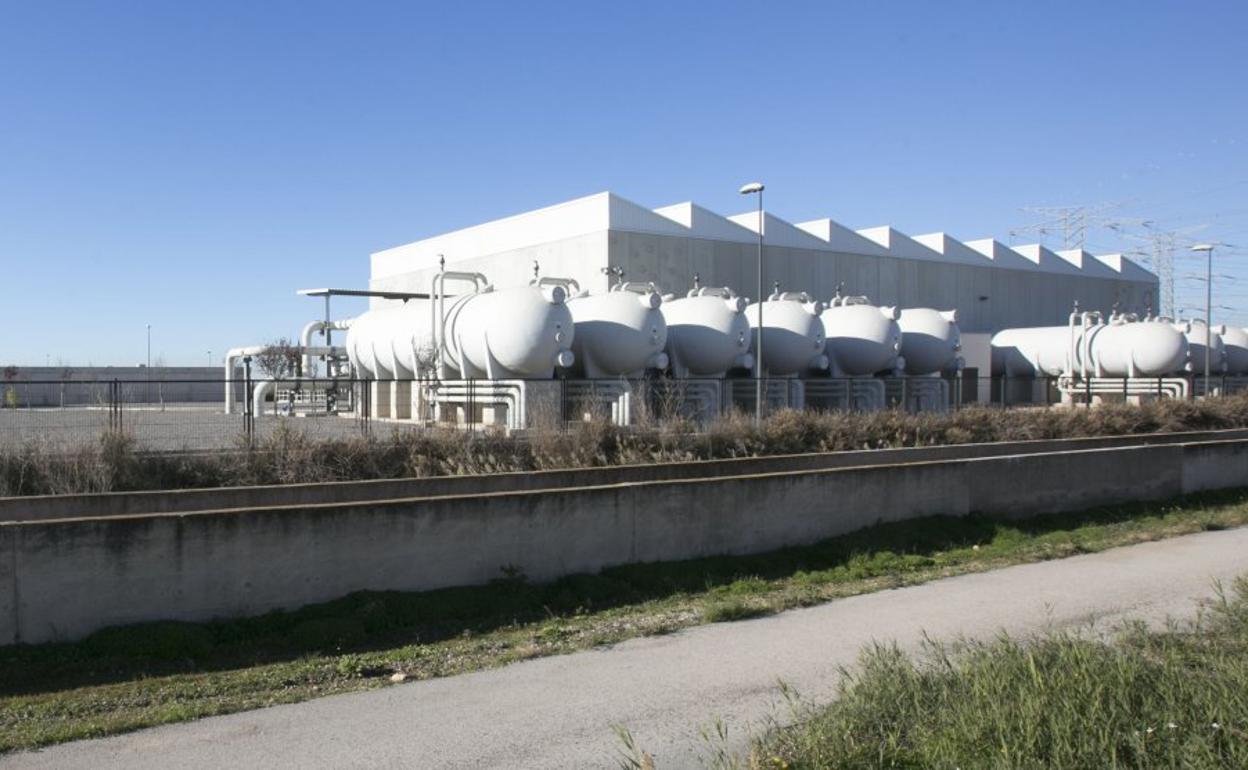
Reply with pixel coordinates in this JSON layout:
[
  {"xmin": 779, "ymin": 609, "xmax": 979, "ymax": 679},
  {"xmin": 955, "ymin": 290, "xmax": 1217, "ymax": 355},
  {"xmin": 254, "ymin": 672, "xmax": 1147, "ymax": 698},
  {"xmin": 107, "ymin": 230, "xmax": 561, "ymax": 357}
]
[
  {"xmin": 223, "ymin": 345, "xmax": 340, "ymax": 414},
  {"xmin": 299, "ymin": 319, "xmax": 353, "ymax": 373},
  {"xmin": 431, "ymin": 269, "xmax": 489, "ymax": 375}
]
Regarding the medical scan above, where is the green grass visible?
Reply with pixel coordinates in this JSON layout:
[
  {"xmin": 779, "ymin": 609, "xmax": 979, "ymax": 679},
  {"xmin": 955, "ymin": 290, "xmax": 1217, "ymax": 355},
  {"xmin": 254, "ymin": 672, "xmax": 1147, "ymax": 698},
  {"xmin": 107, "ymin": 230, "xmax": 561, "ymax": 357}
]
[
  {"xmin": 3, "ymin": 490, "xmax": 1248, "ymax": 754},
  {"xmin": 752, "ymin": 577, "xmax": 1248, "ymax": 770}
]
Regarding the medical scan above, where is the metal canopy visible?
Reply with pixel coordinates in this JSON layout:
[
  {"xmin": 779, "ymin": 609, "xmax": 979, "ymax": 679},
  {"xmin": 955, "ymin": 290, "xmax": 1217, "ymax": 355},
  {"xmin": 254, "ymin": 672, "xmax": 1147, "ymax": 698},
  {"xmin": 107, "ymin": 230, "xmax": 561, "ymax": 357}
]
[{"xmin": 297, "ymin": 288, "xmax": 433, "ymax": 301}]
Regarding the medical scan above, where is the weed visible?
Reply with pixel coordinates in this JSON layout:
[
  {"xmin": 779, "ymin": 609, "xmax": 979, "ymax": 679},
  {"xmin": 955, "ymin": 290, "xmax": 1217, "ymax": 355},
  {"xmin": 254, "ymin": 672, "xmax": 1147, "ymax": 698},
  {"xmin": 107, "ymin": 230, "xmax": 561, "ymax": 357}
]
[
  {"xmin": 755, "ymin": 576, "xmax": 1248, "ymax": 768},
  {"xmin": 5, "ymin": 394, "xmax": 1248, "ymax": 496}
]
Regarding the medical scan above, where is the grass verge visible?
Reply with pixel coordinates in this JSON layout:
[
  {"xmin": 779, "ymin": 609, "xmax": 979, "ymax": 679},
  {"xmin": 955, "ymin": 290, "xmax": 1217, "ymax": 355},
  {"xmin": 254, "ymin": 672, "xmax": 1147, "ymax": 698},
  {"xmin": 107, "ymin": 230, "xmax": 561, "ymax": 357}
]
[
  {"xmin": 750, "ymin": 576, "xmax": 1248, "ymax": 769},
  {"xmin": 3, "ymin": 489, "xmax": 1248, "ymax": 754}
]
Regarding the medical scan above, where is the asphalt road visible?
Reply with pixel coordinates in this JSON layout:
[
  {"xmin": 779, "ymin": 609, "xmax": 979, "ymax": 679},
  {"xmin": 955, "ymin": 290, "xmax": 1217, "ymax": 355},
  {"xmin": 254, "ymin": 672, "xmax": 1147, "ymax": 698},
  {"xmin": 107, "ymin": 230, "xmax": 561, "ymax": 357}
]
[{"xmin": 7, "ymin": 528, "xmax": 1247, "ymax": 770}]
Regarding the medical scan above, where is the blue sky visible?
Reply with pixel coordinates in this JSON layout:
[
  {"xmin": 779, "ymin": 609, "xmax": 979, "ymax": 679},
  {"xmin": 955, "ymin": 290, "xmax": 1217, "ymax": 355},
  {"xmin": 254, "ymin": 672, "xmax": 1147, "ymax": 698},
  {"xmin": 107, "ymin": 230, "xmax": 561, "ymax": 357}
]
[{"xmin": 2, "ymin": 1, "xmax": 1246, "ymax": 366}]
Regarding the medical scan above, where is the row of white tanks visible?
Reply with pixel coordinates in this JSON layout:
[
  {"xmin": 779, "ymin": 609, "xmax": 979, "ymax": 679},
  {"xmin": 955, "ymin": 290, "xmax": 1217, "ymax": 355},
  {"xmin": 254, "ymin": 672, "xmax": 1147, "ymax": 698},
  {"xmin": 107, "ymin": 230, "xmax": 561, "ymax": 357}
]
[
  {"xmin": 345, "ymin": 275, "xmax": 964, "ymax": 381},
  {"xmin": 990, "ymin": 315, "xmax": 1248, "ymax": 378}
]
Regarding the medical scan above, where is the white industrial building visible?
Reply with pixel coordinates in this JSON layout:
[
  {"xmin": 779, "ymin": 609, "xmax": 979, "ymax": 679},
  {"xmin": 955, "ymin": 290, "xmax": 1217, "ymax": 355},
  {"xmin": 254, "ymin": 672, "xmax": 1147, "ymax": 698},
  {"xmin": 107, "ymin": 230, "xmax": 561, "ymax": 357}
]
[{"xmin": 369, "ymin": 192, "xmax": 1159, "ymax": 333}]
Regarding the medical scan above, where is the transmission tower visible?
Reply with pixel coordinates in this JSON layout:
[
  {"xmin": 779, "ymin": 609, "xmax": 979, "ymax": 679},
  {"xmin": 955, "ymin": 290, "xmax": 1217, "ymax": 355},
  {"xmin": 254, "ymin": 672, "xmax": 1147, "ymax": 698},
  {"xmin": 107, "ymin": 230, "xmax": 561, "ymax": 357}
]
[
  {"xmin": 1015, "ymin": 202, "xmax": 1121, "ymax": 249},
  {"xmin": 1119, "ymin": 223, "xmax": 1211, "ymax": 319},
  {"xmin": 1150, "ymin": 230, "xmax": 1176, "ymax": 318}
]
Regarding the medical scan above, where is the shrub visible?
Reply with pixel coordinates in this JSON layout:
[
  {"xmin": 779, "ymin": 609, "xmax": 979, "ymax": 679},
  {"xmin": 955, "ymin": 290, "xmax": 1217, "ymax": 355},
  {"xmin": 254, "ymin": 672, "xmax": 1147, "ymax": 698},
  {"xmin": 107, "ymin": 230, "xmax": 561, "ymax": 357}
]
[{"xmin": 4, "ymin": 393, "xmax": 1248, "ymax": 496}]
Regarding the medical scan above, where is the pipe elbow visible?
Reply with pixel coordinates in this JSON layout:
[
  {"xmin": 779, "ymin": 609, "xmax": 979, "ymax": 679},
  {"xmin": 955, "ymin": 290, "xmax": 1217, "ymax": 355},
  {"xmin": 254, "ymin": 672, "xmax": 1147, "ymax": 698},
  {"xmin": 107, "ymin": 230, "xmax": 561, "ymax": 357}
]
[
  {"xmin": 540, "ymin": 285, "xmax": 567, "ymax": 305},
  {"xmin": 638, "ymin": 291, "xmax": 662, "ymax": 310}
]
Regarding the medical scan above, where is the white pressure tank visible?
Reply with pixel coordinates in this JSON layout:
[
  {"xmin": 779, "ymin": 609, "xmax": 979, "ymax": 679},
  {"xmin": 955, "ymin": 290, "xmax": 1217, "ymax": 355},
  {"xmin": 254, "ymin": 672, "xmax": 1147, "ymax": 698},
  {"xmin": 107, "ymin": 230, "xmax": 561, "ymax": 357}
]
[
  {"xmin": 346, "ymin": 277, "xmax": 575, "ymax": 379},
  {"xmin": 820, "ymin": 297, "xmax": 903, "ymax": 376},
  {"xmin": 1176, "ymin": 320, "xmax": 1228, "ymax": 374},
  {"xmin": 745, "ymin": 292, "xmax": 830, "ymax": 376},
  {"xmin": 992, "ymin": 318, "xmax": 1188, "ymax": 377},
  {"xmin": 660, "ymin": 286, "xmax": 754, "ymax": 378},
  {"xmin": 898, "ymin": 308, "xmax": 962, "ymax": 376},
  {"xmin": 565, "ymin": 282, "xmax": 669, "ymax": 377},
  {"xmin": 1219, "ymin": 325, "xmax": 1248, "ymax": 375},
  {"xmin": 990, "ymin": 326, "xmax": 1070, "ymax": 377}
]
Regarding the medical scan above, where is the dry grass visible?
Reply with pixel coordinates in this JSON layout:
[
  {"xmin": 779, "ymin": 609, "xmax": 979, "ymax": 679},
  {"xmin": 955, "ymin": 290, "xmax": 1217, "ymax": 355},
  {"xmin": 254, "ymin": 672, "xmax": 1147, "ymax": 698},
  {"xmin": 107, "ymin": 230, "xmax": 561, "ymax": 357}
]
[{"xmin": 4, "ymin": 393, "xmax": 1248, "ymax": 496}]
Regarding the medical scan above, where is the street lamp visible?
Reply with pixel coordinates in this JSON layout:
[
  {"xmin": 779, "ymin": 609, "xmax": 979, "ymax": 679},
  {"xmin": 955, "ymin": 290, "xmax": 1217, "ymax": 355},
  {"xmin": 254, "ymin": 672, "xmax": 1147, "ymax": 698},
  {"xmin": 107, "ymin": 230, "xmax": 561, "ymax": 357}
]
[
  {"xmin": 739, "ymin": 181, "xmax": 765, "ymax": 425},
  {"xmin": 146, "ymin": 324, "xmax": 152, "ymax": 404},
  {"xmin": 1191, "ymin": 244, "xmax": 1215, "ymax": 397}
]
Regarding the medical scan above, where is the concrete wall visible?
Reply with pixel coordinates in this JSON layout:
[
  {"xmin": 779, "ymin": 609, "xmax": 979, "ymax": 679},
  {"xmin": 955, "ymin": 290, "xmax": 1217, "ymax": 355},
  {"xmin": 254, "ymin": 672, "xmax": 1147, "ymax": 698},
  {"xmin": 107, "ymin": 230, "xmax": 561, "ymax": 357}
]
[
  {"xmin": 368, "ymin": 231, "xmax": 611, "ymax": 310},
  {"xmin": 1, "ymin": 368, "xmax": 227, "ymax": 407},
  {"xmin": 608, "ymin": 232, "xmax": 1155, "ymax": 333},
  {"xmin": 1, "ymin": 437, "xmax": 1243, "ymax": 645},
  {"xmin": 367, "ymin": 230, "xmax": 1157, "ymax": 334}
]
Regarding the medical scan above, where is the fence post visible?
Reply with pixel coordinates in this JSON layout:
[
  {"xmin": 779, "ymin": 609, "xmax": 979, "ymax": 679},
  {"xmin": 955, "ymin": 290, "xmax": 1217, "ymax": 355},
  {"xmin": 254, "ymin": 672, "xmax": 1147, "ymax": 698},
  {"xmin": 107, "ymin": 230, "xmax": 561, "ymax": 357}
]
[
  {"xmin": 109, "ymin": 378, "xmax": 121, "ymax": 433},
  {"xmin": 243, "ymin": 357, "xmax": 254, "ymax": 446}
]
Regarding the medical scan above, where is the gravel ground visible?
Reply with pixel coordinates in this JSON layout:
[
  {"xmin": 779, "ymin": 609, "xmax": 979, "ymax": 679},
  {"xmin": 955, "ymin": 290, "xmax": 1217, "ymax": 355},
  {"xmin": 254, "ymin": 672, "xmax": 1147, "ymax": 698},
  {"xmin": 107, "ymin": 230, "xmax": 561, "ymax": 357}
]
[{"xmin": 0, "ymin": 405, "xmax": 417, "ymax": 451}]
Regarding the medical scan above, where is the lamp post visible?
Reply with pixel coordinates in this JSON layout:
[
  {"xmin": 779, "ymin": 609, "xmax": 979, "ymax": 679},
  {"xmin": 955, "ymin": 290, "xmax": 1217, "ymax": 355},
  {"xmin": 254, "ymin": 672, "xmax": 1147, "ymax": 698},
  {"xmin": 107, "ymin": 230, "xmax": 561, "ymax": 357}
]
[
  {"xmin": 1191, "ymin": 244, "xmax": 1215, "ymax": 397},
  {"xmin": 146, "ymin": 323, "xmax": 152, "ymax": 404},
  {"xmin": 739, "ymin": 181, "xmax": 765, "ymax": 425}
]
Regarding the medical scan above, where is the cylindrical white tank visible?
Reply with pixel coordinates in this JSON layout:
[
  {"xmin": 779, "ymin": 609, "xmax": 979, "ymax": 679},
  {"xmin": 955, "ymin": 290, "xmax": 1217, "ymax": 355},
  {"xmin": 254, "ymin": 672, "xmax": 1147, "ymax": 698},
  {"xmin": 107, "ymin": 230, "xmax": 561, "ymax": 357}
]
[
  {"xmin": 992, "ymin": 318, "xmax": 1188, "ymax": 377},
  {"xmin": 991, "ymin": 326, "xmax": 1070, "ymax": 377},
  {"xmin": 347, "ymin": 280, "xmax": 574, "ymax": 379},
  {"xmin": 1177, "ymin": 320, "xmax": 1227, "ymax": 374},
  {"xmin": 1219, "ymin": 325, "xmax": 1248, "ymax": 375},
  {"xmin": 565, "ymin": 282, "xmax": 669, "ymax": 377},
  {"xmin": 898, "ymin": 308, "xmax": 961, "ymax": 375},
  {"xmin": 745, "ymin": 292, "xmax": 829, "ymax": 376},
  {"xmin": 820, "ymin": 298, "xmax": 902, "ymax": 376},
  {"xmin": 661, "ymin": 287, "xmax": 753, "ymax": 377}
]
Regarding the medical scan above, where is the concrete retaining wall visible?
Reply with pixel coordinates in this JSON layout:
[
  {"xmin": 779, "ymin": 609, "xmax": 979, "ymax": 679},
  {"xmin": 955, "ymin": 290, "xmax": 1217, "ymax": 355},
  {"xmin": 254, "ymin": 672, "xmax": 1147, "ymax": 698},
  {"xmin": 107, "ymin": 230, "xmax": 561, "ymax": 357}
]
[{"xmin": 2, "ymin": 438, "xmax": 1246, "ymax": 645}]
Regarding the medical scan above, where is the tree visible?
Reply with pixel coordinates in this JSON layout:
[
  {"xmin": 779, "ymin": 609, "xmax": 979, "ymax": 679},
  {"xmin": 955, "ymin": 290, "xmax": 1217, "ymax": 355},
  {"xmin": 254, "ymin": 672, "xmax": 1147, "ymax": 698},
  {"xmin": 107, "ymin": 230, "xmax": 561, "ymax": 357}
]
[
  {"xmin": 2, "ymin": 365, "xmax": 18, "ymax": 409},
  {"xmin": 152, "ymin": 355, "xmax": 167, "ymax": 410},
  {"xmin": 57, "ymin": 359, "xmax": 74, "ymax": 408},
  {"xmin": 254, "ymin": 338, "xmax": 301, "ymax": 380}
]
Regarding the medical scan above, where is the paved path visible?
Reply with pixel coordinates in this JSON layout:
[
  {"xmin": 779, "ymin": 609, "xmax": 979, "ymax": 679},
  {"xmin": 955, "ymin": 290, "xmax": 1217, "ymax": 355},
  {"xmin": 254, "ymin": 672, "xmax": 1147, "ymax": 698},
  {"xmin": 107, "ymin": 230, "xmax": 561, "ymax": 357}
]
[{"xmin": 7, "ymin": 528, "xmax": 1247, "ymax": 770}]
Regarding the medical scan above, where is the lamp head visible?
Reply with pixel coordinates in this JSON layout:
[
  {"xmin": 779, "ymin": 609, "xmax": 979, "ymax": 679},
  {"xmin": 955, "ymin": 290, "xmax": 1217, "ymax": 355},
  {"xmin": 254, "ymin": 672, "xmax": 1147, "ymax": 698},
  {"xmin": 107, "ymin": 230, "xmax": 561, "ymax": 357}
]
[{"xmin": 738, "ymin": 182, "xmax": 765, "ymax": 195}]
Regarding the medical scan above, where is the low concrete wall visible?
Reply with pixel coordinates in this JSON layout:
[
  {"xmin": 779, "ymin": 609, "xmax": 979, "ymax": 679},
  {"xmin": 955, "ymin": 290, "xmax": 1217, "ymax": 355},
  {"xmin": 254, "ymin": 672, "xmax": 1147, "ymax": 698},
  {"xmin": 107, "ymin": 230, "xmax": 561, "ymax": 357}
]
[
  {"xmin": 2, "ymin": 438, "xmax": 1245, "ymax": 645},
  {"xmin": 5, "ymin": 428, "xmax": 1247, "ymax": 522},
  {"xmin": 0, "ymin": 368, "xmax": 228, "ymax": 407}
]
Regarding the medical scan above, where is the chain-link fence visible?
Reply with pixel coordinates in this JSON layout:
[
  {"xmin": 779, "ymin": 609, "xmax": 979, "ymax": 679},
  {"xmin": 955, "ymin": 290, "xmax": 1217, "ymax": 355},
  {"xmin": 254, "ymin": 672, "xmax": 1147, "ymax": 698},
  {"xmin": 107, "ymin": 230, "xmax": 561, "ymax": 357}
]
[
  {"xmin": 0, "ymin": 373, "xmax": 1238, "ymax": 452},
  {"xmin": 0, "ymin": 379, "xmax": 380, "ymax": 452}
]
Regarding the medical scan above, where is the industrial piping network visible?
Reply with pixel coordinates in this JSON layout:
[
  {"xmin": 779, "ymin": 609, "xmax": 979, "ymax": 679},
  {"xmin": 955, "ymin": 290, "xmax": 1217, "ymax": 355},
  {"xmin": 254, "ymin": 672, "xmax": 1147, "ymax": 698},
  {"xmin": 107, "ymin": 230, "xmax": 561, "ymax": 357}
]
[
  {"xmin": 223, "ymin": 344, "xmax": 344, "ymax": 415},
  {"xmin": 230, "ymin": 265, "xmax": 1247, "ymax": 426}
]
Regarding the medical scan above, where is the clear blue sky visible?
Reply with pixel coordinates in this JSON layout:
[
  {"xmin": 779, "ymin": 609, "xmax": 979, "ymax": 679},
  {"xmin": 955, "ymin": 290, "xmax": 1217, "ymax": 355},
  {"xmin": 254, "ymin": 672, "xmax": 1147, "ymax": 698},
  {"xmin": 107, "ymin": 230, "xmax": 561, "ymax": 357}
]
[{"xmin": 2, "ymin": 1, "xmax": 1246, "ymax": 367}]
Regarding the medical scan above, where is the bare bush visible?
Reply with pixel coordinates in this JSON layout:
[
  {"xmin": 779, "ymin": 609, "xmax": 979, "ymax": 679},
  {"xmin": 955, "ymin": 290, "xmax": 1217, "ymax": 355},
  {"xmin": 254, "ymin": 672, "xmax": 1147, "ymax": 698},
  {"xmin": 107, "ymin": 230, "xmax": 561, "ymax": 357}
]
[
  {"xmin": 254, "ymin": 338, "xmax": 302, "ymax": 380},
  {"xmin": 4, "ymin": 394, "xmax": 1248, "ymax": 496}
]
